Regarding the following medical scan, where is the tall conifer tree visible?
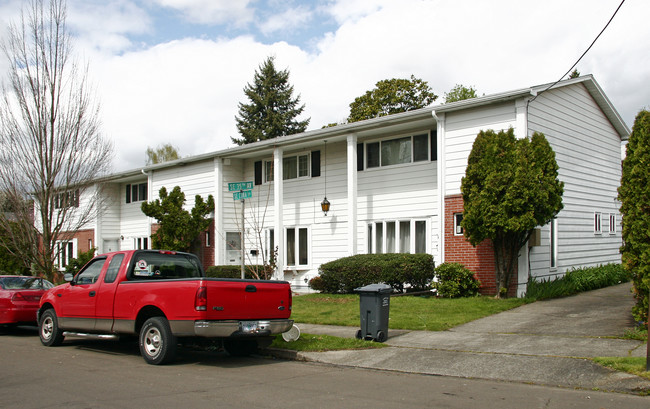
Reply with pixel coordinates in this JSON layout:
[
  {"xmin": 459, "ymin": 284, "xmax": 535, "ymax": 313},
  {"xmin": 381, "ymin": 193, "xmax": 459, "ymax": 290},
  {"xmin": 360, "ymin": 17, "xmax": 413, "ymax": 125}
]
[{"xmin": 232, "ymin": 57, "xmax": 309, "ymax": 145}]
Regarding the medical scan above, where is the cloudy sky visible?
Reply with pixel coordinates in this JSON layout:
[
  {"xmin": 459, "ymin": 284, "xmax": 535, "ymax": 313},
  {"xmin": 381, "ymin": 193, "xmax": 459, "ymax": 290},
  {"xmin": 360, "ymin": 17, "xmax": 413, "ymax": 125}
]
[{"xmin": 0, "ymin": 0, "xmax": 648, "ymax": 172}]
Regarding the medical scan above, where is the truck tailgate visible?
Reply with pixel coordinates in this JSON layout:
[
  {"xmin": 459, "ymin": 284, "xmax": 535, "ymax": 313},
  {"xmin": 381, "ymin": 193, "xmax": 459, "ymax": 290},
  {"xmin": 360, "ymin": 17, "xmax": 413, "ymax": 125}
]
[{"xmin": 204, "ymin": 279, "xmax": 291, "ymax": 321}]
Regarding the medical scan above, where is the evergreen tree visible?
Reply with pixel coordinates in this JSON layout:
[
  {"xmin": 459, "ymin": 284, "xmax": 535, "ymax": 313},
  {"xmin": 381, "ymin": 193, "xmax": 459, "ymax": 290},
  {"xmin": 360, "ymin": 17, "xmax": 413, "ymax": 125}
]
[
  {"xmin": 461, "ymin": 129, "xmax": 564, "ymax": 297},
  {"xmin": 232, "ymin": 56, "xmax": 309, "ymax": 145},
  {"xmin": 141, "ymin": 186, "xmax": 215, "ymax": 253},
  {"xmin": 618, "ymin": 109, "xmax": 650, "ymax": 327}
]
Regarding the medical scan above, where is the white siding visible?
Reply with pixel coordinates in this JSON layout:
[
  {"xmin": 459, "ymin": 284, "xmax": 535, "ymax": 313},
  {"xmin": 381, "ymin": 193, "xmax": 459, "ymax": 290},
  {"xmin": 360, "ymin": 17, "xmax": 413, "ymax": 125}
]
[
  {"xmin": 528, "ymin": 84, "xmax": 622, "ymax": 279},
  {"xmin": 443, "ymin": 103, "xmax": 517, "ymax": 195},
  {"xmin": 98, "ymin": 184, "xmax": 121, "ymax": 250},
  {"xmin": 152, "ymin": 159, "xmax": 215, "ymax": 205},
  {"xmin": 119, "ymin": 179, "xmax": 149, "ymax": 250}
]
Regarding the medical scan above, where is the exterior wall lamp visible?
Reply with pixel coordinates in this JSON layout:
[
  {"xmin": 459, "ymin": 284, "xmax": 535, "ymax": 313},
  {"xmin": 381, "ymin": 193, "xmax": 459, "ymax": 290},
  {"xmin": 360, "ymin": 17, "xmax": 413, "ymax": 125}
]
[{"xmin": 321, "ymin": 140, "xmax": 330, "ymax": 216}]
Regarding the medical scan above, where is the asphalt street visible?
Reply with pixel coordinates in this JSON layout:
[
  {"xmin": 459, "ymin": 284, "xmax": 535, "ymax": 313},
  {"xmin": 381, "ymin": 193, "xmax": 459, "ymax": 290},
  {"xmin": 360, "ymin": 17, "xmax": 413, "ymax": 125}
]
[{"xmin": 1, "ymin": 325, "xmax": 649, "ymax": 409}]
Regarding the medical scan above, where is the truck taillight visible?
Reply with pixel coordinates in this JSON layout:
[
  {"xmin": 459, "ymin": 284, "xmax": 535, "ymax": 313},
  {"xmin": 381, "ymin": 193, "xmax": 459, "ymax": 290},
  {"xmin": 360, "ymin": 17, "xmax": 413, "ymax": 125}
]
[
  {"xmin": 288, "ymin": 287, "xmax": 292, "ymax": 311},
  {"xmin": 195, "ymin": 286, "xmax": 207, "ymax": 311}
]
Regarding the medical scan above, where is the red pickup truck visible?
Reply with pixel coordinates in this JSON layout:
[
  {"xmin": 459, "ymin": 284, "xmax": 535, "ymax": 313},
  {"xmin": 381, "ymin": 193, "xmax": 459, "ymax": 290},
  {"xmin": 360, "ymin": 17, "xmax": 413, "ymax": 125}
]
[{"xmin": 38, "ymin": 250, "xmax": 293, "ymax": 365}]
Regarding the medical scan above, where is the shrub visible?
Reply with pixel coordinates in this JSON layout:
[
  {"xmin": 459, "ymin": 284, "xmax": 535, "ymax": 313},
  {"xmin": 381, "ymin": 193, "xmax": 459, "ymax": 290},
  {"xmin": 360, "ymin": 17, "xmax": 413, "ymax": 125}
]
[
  {"xmin": 432, "ymin": 262, "xmax": 481, "ymax": 298},
  {"xmin": 525, "ymin": 263, "xmax": 630, "ymax": 301},
  {"xmin": 312, "ymin": 253, "xmax": 435, "ymax": 294},
  {"xmin": 63, "ymin": 248, "xmax": 96, "ymax": 276},
  {"xmin": 205, "ymin": 265, "xmax": 271, "ymax": 280}
]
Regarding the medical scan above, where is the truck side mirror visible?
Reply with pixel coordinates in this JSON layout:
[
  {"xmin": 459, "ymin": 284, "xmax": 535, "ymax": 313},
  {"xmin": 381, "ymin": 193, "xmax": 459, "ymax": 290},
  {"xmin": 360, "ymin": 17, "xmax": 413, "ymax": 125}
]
[{"xmin": 64, "ymin": 273, "xmax": 74, "ymax": 284}]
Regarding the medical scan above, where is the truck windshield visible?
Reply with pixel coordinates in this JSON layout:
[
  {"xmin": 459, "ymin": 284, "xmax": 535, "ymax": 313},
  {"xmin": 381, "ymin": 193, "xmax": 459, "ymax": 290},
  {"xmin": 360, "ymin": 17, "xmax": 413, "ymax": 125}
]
[{"xmin": 129, "ymin": 252, "xmax": 203, "ymax": 280}]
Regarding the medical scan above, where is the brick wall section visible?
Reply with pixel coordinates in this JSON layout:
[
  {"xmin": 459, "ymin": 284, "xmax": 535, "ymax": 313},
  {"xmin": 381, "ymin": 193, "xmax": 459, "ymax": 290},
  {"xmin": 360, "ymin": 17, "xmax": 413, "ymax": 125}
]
[
  {"xmin": 444, "ymin": 195, "xmax": 517, "ymax": 296},
  {"xmin": 67, "ymin": 229, "xmax": 95, "ymax": 254}
]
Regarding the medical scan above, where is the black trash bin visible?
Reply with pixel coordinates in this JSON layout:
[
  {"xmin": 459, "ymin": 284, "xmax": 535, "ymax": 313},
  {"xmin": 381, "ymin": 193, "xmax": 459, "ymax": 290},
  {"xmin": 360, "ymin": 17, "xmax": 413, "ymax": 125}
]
[{"xmin": 354, "ymin": 283, "xmax": 391, "ymax": 342}]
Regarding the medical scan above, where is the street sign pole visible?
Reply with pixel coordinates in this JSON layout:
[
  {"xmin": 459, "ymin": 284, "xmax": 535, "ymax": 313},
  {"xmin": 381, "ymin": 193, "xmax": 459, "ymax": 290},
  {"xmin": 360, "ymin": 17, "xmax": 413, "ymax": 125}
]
[
  {"xmin": 228, "ymin": 182, "xmax": 253, "ymax": 280},
  {"xmin": 241, "ymin": 193, "xmax": 245, "ymax": 280}
]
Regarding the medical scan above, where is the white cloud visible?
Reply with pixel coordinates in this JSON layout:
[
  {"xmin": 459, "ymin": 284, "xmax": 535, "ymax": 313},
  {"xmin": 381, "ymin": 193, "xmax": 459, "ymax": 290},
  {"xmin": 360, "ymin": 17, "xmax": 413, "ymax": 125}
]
[
  {"xmin": 151, "ymin": 0, "xmax": 255, "ymax": 26},
  {"xmin": 259, "ymin": 6, "xmax": 314, "ymax": 36}
]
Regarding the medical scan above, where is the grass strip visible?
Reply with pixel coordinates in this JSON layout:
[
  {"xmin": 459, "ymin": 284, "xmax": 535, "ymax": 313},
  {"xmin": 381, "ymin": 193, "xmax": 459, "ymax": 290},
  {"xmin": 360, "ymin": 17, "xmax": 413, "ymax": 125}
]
[
  {"xmin": 593, "ymin": 357, "xmax": 650, "ymax": 380},
  {"xmin": 270, "ymin": 333, "xmax": 387, "ymax": 352}
]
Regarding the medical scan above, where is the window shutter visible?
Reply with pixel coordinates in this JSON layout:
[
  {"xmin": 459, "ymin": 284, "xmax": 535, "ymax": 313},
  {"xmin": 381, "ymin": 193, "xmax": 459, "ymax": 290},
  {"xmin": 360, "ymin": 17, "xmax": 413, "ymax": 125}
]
[
  {"xmin": 311, "ymin": 150, "xmax": 320, "ymax": 177},
  {"xmin": 254, "ymin": 161, "xmax": 262, "ymax": 185},
  {"xmin": 125, "ymin": 185, "xmax": 131, "ymax": 203},
  {"xmin": 357, "ymin": 143, "xmax": 364, "ymax": 171},
  {"xmin": 430, "ymin": 130, "xmax": 437, "ymax": 161}
]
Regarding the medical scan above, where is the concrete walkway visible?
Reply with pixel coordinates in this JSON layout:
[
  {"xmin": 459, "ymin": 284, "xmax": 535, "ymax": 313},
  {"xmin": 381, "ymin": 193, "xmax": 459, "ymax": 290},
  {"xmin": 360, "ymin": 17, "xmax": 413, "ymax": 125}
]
[{"xmin": 270, "ymin": 283, "xmax": 650, "ymax": 394}]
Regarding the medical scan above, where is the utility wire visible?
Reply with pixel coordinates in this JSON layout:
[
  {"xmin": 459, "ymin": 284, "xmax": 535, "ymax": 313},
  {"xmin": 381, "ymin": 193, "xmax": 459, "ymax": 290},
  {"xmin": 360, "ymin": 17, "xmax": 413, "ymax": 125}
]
[{"xmin": 529, "ymin": 0, "xmax": 626, "ymax": 103}]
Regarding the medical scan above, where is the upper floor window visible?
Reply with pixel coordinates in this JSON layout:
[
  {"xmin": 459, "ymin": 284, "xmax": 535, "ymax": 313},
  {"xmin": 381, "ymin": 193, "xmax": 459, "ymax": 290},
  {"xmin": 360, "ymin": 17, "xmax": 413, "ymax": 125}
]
[
  {"xmin": 263, "ymin": 153, "xmax": 311, "ymax": 183},
  {"xmin": 53, "ymin": 189, "xmax": 79, "ymax": 209},
  {"xmin": 364, "ymin": 133, "xmax": 430, "ymax": 169},
  {"xmin": 126, "ymin": 183, "xmax": 147, "ymax": 203}
]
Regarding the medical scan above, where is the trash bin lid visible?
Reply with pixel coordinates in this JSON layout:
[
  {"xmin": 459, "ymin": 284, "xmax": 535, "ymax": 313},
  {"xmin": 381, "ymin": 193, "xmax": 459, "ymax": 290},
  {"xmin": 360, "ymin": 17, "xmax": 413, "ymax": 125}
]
[{"xmin": 354, "ymin": 283, "xmax": 392, "ymax": 293}]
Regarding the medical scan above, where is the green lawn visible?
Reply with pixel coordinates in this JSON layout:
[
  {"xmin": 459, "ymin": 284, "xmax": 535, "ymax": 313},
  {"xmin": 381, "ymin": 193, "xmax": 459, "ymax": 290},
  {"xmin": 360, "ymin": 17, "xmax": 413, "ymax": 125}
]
[{"xmin": 291, "ymin": 293, "xmax": 529, "ymax": 331}]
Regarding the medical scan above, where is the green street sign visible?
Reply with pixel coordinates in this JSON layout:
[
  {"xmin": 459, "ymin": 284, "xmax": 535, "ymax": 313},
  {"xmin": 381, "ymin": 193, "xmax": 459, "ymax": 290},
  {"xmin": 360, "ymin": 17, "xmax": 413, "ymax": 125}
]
[
  {"xmin": 233, "ymin": 190, "xmax": 253, "ymax": 201},
  {"xmin": 228, "ymin": 181, "xmax": 253, "ymax": 192}
]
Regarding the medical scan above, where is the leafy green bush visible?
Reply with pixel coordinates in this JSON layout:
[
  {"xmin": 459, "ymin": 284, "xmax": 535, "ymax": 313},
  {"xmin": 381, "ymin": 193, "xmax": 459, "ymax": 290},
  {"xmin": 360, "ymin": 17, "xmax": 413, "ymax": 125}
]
[
  {"xmin": 63, "ymin": 248, "xmax": 96, "ymax": 276},
  {"xmin": 525, "ymin": 263, "xmax": 630, "ymax": 301},
  {"xmin": 311, "ymin": 253, "xmax": 435, "ymax": 294},
  {"xmin": 432, "ymin": 262, "xmax": 481, "ymax": 298},
  {"xmin": 205, "ymin": 265, "xmax": 271, "ymax": 280}
]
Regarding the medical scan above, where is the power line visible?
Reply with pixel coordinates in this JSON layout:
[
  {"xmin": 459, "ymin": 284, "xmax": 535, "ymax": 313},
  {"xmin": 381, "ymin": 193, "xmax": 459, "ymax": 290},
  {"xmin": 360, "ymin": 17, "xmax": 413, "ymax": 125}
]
[{"xmin": 530, "ymin": 0, "xmax": 626, "ymax": 103}]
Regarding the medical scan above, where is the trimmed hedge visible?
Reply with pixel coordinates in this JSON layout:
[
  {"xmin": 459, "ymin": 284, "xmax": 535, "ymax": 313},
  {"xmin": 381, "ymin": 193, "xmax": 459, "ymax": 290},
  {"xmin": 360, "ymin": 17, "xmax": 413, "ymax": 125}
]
[
  {"xmin": 309, "ymin": 253, "xmax": 435, "ymax": 294},
  {"xmin": 432, "ymin": 262, "xmax": 481, "ymax": 298},
  {"xmin": 205, "ymin": 265, "xmax": 272, "ymax": 280}
]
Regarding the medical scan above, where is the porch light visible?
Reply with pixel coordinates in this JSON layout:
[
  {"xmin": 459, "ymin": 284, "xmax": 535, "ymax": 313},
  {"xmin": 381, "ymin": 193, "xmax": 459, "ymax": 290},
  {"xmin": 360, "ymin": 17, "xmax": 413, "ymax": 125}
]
[
  {"xmin": 321, "ymin": 197, "xmax": 330, "ymax": 215},
  {"xmin": 321, "ymin": 140, "xmax": 330, "ymax": 216}
]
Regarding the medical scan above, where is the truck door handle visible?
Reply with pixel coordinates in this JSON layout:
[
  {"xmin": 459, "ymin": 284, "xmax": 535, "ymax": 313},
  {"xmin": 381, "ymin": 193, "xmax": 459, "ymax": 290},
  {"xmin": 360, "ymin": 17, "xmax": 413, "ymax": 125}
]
[
  {"xmin": 89, "ymin": 291, "xmax": 96, "ymax": 297},
  {"xmin": 245, "ymin": 285, "xmax": 257, "ymax": 293}
]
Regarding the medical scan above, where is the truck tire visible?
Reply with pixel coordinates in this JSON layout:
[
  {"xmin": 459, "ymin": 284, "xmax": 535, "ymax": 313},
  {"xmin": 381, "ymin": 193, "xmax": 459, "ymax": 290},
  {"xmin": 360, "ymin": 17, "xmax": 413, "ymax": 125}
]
[
  {"xmin": 139, "ymin": 317, "xmax": 177, "ymax": 365},
  {"xmin": 223, "ymin": 339, "xmax": 258, "ymax": 357},
  {"xmin": 39, "ymin": 309, "xmax": 64, "ymax": 347}
]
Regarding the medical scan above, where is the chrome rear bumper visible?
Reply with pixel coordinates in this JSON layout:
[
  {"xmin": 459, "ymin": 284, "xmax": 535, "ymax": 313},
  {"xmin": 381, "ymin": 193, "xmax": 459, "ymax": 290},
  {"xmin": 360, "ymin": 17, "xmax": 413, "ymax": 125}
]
[{"xmin": 193, "ymin": 319, "xmax": 294, "ymax": 338}]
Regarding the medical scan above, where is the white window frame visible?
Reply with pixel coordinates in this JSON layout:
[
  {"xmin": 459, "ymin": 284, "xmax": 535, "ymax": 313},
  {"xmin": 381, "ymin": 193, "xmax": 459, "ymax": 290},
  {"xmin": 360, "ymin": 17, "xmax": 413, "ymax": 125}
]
[
  {"xmin": 126, "ymin": 182, "xmax": 148, "ymax": 204},
  {"xmin": 363, "ymin": 131, "xmax": 431, "ymax": 170},
  {"xmin": 56, "ymin": 239, "xmax": 77, "ymax": 270},
  {"xmin": 285, "ymin": 226, "xmax": 310, "ymax": 268},
  {"xmin": 263, "ymin": 153, "xmax": 311, "ymax": 184},
  {"xmin": 134, "ymin": 237, "xmax": 149, "ymax": 250},
  {"xmin": 594, "ymin": 212, "xmax": 602, "ymax": 234},
  {"xmin": 453, "ymin": 213, "xmax": 464, "ymax": 236},
  {"xmin": 608, "ymin": 213, "xmax": 616, "ymax": 234},
  {"xmin": 367, "ymin": 219, "xmax": 429, "ymax": 254}
]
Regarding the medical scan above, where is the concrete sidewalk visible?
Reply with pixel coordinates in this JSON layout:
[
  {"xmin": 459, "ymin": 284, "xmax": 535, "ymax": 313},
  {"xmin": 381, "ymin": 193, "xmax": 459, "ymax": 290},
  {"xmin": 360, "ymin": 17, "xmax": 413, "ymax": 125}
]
[{"xmin": 270, "ymin": 283, "xmax": 650, "ymax": 394}]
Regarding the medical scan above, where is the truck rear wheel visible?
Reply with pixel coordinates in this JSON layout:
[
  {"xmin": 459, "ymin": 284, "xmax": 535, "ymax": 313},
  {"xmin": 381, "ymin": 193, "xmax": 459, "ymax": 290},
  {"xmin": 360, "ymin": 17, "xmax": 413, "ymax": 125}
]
[
  {"xmin": 139, "ymin": 317, "xmax": 177, "ymax": 365},
  {"xmin": 39, "ymin": 309, "xmax": 64, "ymax": 347}
]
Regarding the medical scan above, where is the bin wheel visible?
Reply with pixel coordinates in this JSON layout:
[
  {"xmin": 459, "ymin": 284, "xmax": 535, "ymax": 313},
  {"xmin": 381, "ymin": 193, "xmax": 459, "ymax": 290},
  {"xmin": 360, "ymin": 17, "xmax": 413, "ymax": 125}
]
[
  {"xmin": 374, "ymin": 330, "xmax": 387, "ymax": 343},
  {"xmin": 355, "ymin": 329, "xmax": 362, "ymax": 340}
]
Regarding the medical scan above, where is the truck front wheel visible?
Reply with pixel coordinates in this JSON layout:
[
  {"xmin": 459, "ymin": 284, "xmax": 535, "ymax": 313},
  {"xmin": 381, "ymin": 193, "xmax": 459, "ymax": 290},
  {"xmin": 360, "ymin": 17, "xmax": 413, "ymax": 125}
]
[
  {"xmin": 139, "ymin": 317, "xmax": 177, "ymax": 365},
  {"xmin": 39, "ymin": 309, "xmax": 64, "ymax": 347}
]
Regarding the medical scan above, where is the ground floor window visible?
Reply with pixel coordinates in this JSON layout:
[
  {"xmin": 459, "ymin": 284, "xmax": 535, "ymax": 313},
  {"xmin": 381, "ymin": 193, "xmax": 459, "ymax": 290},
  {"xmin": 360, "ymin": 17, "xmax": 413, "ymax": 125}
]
[
  {"xmin": 134, "ymin": 237, "xmax": 148, "ymax": 250},
  {"xmin": 367, "ymin": 219, "xmax": 428, "ymax": 254},
  {"xmin": 56, "ymin": 240, "xmax": 76, "ymax": 270},
  {"xmin": 286, "ymin": 227, "xmax": 309, "ymax": 267}
]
